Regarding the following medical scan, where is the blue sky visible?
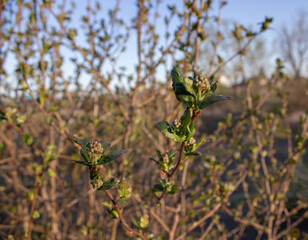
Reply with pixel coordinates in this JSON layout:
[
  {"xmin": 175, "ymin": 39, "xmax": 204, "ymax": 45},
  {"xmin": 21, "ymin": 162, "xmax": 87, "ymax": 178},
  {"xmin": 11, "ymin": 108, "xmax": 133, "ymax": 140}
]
[
  {"xmin": 102, "ymin": 0, "xmax": 308, "ymax": 82},
  {"xmin": 58, "ymin": 0, "xmax": 307, "ymax": 89},
  {"xmin": 4, "ymin": 0, "xmax": 308, "ymax": 93},
  {"xmin": 221, "ymin": 0, "xmax": 307, "ymax": 35}
]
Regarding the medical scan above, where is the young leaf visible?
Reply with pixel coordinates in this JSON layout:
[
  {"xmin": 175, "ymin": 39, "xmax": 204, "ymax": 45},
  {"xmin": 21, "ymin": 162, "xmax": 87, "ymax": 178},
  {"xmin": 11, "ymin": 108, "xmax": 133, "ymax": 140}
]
[
  {"xmin": 168, "ymin": 184, "xmax": 180, "ymax": 194},
  {"xmin": 69, "ymin": 136, "xmax": 88, "ymax": 149},
  {"xmin": 180, "ymin": 108, "xmax": 192, "ymax": 138},
  {"xmin": 118, "ymin": 182, "xmax": 132, "ymax": 199},
  {"xmin": 23, "ymin": 134, "xmax": 34, "ymax": 146},
  {"xmin": 97, "ymin": 150, "xmax": 126, "ymax": 165},
  {"xmin": 101, "ymin": 142, "xmax": 111, "ymax": 153},
  {"xmin": 183, "ymin": 76, "xmax": 196, "ymax": 96},
  {"xmin": 98, "ymin": 178, "xmax": 119, "ymax": 190},
  {"xmin": 102, "ymin": 201, "xmax": 113, "ymax": 210},
  {"xmin": 116, "ymin": 198, "xmax": 129, "ymax": 208},
  {"xmin": 80, "ymin": 149, "xmax": 92, "ymax": 163},
  {"xmin": 155, "ymin": 121, "xmax": 184, "ymax": 142},
  {"xmin": 171, "ymin": 66, "xmax": 195, "ymax": 104},
  {"xmin": 102, "ymin": 202, "xmax": 119, "ymax": 219},
  {"xmin": 74, "ymin": 160, "xmax": 90, "ymax": 166},
  {"xmin": 153, "ymin": 184, "xmax": 165, "ymax": 192},
  {"xmin": 198, "ymin": 95, "xmax": 231, "ymax": 109},
  {"xmin": 187, "ymin": 122, "xmax": 195, "ymax": 140},
  {"xmin": 208, "ymin": 77, "xmax": 217, "ymax": 93},
  {"xmin": 44, "ymin": 143, "xmax": 57, "ymax": 163},
  {"xmin": 185, "ymin": 151, "xmax": 202, "ymax": 157}
]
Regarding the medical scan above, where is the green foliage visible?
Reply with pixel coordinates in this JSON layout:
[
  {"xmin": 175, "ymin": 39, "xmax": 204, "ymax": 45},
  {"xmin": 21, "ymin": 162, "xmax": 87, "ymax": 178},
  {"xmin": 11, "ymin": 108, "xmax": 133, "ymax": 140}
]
[
  {"xmin": 70, "ymin": 136, "xmax": 125, "ymax": 166},
  {"xmin": 171, "ymin": 66, "xmax": 230, "ymax": 110},
  {"xmin": 98, "ymin": 178, "xmax": 119, "ymax": 190},
  {"xmin": 155, "ymin": 121, "xmax": 185, "ymax": 142}
]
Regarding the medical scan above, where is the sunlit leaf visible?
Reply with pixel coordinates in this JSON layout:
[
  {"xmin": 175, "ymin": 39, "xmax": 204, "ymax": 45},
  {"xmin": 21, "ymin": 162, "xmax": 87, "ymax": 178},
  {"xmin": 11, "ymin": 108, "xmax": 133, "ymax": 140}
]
[
  {"xmin": 97, "ymin": 150, "xmax": 126, "ymax": 165},
  {"xmin": 198, "ymin": 95, "xmax": 231, "ymax": 109},
  {"xmin": 155, "ymin": 121, "xmax": 184, "ymax": 142},
  {"xmin": 98, "ymin": 178, "xmax": 119, "ymax": 190}
]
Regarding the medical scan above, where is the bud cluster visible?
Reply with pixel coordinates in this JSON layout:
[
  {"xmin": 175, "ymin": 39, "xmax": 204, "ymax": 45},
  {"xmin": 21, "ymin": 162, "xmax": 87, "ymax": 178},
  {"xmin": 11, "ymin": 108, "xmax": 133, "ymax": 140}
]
[
  {"xmin": 173, "ymin": 119, "xmax": 181, "ymax": 129},
  {"xmin": 86, "ymin": 141, "xmax": 104, "ymax": 163},
  {"xmin": 5, "ymin": 107, "xmax": 25, "ymax": 126},
  {"xmin": 194, "ymin": 73, "xmax": 210, "ymax": 91},
  {"xmin": 161, "ymin": 153, "xmax": 169, "ymax": 172}
]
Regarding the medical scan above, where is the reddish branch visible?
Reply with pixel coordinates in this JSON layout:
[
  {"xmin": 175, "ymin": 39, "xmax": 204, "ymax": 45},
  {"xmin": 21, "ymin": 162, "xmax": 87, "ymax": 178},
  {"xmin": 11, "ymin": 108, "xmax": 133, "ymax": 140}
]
[
  {"xmin": 157, "ymin": 110, "xmax": 200, "ymax": 201},
  {"xmin": 104, "ymin": 190, "xmax": 145, "ymax": 240}
]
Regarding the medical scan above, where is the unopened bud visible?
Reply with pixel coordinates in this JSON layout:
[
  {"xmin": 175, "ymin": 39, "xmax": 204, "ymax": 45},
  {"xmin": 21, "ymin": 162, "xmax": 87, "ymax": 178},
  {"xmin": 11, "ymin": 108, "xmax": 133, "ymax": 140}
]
[
  {"xmin": 188, "ymin": 137, "xmax": 196, "ymax": 146},
  {"xmin": 86, "ymin": 141, "xmax": 104, "ymax": 164}
]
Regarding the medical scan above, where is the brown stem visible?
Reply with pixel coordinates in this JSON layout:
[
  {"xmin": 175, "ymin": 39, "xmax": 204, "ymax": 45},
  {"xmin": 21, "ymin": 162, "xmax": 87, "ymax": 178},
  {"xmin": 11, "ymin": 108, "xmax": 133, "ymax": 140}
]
[
  {"xmin": 104, "ymin": 190, "xmax": 145, "ymax": 240},
  {"xmin": 176, "ymin": 172, "xmax": 247, "ymax": 240},
  {"xmin": 168, "ymin": 141, "xmax": 186, "ymax": 180},
  {"xmin": 26, "ymin": 167, "xmax": 47, "ymax": 240},
  {"xmin": 157, "ymin": 111, "xmax": 199, "ymax": 201}
]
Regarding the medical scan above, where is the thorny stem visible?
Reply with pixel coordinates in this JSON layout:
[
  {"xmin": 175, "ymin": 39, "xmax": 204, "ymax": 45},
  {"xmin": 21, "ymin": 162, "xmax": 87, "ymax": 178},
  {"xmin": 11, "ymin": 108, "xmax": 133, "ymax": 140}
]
[{"xmin": 104, "ymin": 190, "xmax": 145, "ymax": 240}]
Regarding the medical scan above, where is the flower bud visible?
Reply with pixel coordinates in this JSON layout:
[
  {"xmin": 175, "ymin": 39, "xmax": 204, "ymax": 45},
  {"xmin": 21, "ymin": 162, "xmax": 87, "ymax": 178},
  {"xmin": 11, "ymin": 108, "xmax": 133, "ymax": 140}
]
[
  {"xmin": 188, "ymin": 137, "xmax": 196, "ymax": 146},
  {"xmin": 194, "ymin": 73, "xmax": 210, "ymax": 91},
  {"xmin": 86, "ymin": 141, "xmax": 104, "ymax": 164},
  {"xmin": 173, "ymin": 119, "xmax": 181, "ymax": 129}
]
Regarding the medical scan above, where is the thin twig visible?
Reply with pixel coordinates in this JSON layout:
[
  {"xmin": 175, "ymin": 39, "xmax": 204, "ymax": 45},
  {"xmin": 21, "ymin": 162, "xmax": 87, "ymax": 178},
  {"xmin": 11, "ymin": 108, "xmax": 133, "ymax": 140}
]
[{"xmin": 104, "ymin": 190, "xmax": 145, "ymax": 240}]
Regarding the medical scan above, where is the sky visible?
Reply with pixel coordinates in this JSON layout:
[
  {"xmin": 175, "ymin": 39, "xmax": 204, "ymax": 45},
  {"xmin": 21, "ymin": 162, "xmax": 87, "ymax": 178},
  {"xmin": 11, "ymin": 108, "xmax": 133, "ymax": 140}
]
[
  {"xmin": 99, "ymin": 0, "xmax": 308, "ymax": 82},
  {"xmin": 3, "ymin": 0, "xmax": 308, "ymax": 94},
  {"xmin": 93, "ymin": 0, "xmax": 308, "ymax": 78},
  {"xmin": 221, "ymin": 0, "xmax": 307, "ymax": 37}
]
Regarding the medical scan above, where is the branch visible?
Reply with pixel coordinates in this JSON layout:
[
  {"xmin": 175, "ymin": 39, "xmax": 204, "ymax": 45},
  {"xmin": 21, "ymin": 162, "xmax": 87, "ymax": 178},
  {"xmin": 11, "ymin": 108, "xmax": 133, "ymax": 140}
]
[{"xmin": 104, "ymin": 190, "xmax": 145, "ymax": 240}]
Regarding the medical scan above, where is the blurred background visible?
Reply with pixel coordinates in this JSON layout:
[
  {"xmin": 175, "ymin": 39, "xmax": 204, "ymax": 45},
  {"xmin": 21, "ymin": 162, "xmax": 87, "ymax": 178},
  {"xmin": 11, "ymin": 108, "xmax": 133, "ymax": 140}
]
[{"xmin": 0, "ymin": 0, "xmax": 308, "ymax": 239}]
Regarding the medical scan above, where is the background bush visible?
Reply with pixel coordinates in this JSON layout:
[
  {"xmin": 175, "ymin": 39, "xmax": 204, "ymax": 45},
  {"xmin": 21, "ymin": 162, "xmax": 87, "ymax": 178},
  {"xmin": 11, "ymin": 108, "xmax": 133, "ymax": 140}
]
[{"xmin": 0, "ymin": 0, "xmax": 307, "ymax": 239}]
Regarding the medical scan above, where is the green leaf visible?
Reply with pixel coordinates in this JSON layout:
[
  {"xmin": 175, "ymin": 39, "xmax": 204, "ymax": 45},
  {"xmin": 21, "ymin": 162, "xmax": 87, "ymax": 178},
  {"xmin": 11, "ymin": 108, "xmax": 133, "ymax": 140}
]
[
  {"xmin": 109, "ymin": 210, "xmax": 119, "ymax": 219},
  {"xmin": 195, "ymin": 139, "xmax": 206, "ymax": 148},
  {"xmin": 74, "ymin": 160, "xmax": 91, "ymax": 166},
  {"xmin": 47, "ymin": 168, "xmax": 56, "ymax": 177},
  {"xmin": 32, "ymin": 210, "xmax": 40, "ymax": 219},
  {"xmin": 173, "ymin": 82, "xmax": 195, "ymax": 104},
  {"xmin": 44, "ymin": 143, "xmax": 57, "ymax": 163},
  {"xmin": 134, "ymin": 214, "xmax": 149, "ymax": 230},
  {"xmin": 23, "ymin": 134, "xmax": 34, "ymax": 146},
  {"xmin": 102, "ymin": 201, "xmax": 112, "ymax": 210},
  {"xmin": 187, "ymin": 122, "xmax": 195, "ymax": 140},
  {"xmin": 183, "ymin": 76, "xmax": 196, "ymax": 96},
  {"xmin": 180, "ymin": 108, "xmax": 192, "ymax": 137},
  {"xmin": 118, "ymin": 182, "xmax": 132, "ymax": 199},
  {"xmin": 167, "ymin": 150, "xmax": 178, "ymax": 158},
  {"xmin": 171, "ymin": 66, "xmax": 185, "ymax": 85},
  {"xmin": 171, "ymin": 66, "xmax": 195, "ymax": 104},
  {"xmin": 198, "ymin": 95, "xmax": 231, "ymax": 109},
  {"xmin": 97, "ymin": 150, "xmax": 126, "ymax": 165},
  {"xmin": 102, "ymin": 202, "xmax": 119, "ymax": 219},
  {"xmin": 168, "ymin": 184, "xmax": 180, "ymax": 194},
  {"xmin": 155, "ymin": 121, "xmax": 184, "ymax": 142},
  {"xmin": 80, "ymin": 149, "xmax": 92, "ymax": 163},
  {"xmin": 98, "ymin": 178, "xmax": 119, "ymax": 190},
  {"xmin": 116, "ymin": 198, "xmax": 129, "ymax": 208},
  {"xmin": 153, "ymin": 184, "xmax": 165, "ymax": 192},
  {"xmin": 69, "ymin": 136, "xmax": 88, "ymax": 149},
  {"xmin": 209, "ymin": 78, "xmax": 217, "ymax": 93},
  {"xmin": 68, "ymin": 28, "xmax": 77, "ymax": 40},
  {"xmin": 185, "ymin": 151, "xmax": 202, "ymax": 157},
  {"xmin": 101, "ymin": 142, "xmax": 111, "ymax": 152}
]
